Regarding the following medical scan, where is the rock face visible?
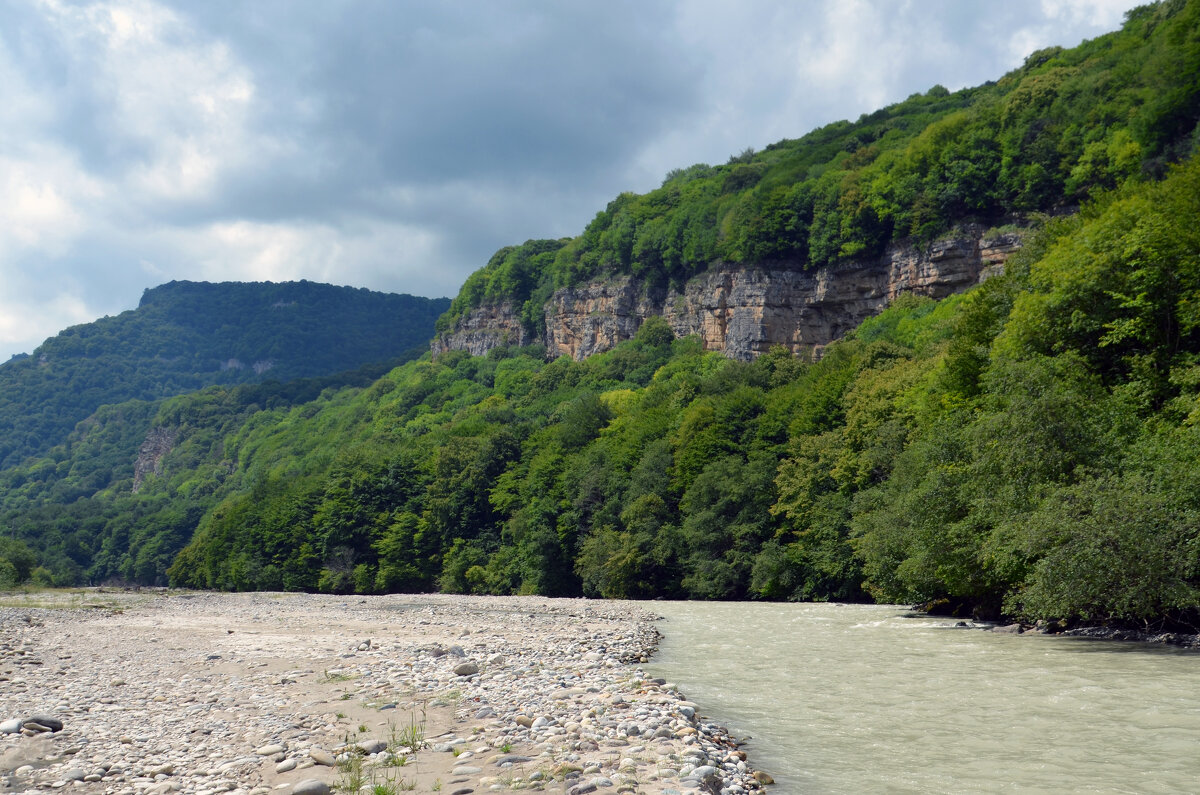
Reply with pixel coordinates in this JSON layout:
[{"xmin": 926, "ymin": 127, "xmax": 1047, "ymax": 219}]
[
  {"xmin": 433, "ymin": 225, "xmax": 1023, "ymax": 362},
  {"xmin": 430, "ymin": 301, "xmax": 534, "ymax": 358},
  {"xmin": 132, "ymin": 427, "xmax": 176, "ymax": 494}
]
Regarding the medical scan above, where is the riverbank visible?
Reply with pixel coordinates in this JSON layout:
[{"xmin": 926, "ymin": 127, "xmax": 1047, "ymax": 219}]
[{"xmin": 0, "ymin": 590, "xmax": 768, "ymax": 794}]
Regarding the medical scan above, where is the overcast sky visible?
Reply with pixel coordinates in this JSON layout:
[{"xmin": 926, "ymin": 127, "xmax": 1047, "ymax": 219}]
[{"xmin": 0, "ymin": 0, "xmax": 1140, "ymax": 362}]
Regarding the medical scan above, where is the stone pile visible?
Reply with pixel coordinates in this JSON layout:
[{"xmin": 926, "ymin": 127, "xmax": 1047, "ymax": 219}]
[{"xmin": 0, "ymin": 592, "xmax": 770, "ymax": 795}]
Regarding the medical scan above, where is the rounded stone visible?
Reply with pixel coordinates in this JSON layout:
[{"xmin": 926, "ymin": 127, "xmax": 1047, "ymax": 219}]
[
  {"xmin": 308, "ymin": 748, "xmax": 336, "ymax": 766},
  {"xmin": 291, "ymin": 780, "xmax": 331, "ymax": 795},
  {"xmin": 26, "ymin": 714, "xmax": 64, "ymax": 732},
  {"xmin": 357, "ymin": 739, "xmax": 387, "ymax": 755}
]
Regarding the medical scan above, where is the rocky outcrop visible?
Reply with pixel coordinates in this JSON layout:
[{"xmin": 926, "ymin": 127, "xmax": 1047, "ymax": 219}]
[
  {"xmin": 433, "ymin": 224, "xmax": 1023, "ymax": 361},
  {"xmin": 132, "ymin": 427, "xmax": 176, "ymax": 494},
  {"xmin": 430, "ymin": 301, "xmax": 534, "ymax": 358},
  {"xmin": 219, "ymin": 358, "xmax": 275, "ymax": 375},
  {"xmin": 543, "ymin": 280, "xmax": 662, "ymax": 360}
]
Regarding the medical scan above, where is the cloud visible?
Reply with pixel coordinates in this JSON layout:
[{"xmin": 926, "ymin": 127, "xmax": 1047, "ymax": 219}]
[{"xmin": 0, "ymin": 0, "xmax": 1144, "ymax": 362}]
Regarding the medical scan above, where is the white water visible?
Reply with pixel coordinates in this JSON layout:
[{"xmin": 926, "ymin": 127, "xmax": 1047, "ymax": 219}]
[{"xmin": 645, "ymin": 602, "xmax": 1200, "ymax": 794}]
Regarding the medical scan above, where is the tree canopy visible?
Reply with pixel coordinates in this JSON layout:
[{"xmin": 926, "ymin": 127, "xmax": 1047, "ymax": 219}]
[
  {"xmin": 0, "ymin": 280, "xmax": 449, "ymax": 469},
  {"xmin": 4, "ymin": 2, "xmax": 1200, "ymax": 633},
  {"xmin": 440, "ymin": 0, "xmax": 1200, "ymax": 335}
]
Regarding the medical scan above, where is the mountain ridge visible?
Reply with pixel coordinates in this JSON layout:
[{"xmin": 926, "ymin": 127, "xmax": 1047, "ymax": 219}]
[
  {"xmin": 1, "ymin": 1, "xmax": 1199, "ymax": 634},
  {"xmin": 0, "ymin": 280, "xmax": 449, "ymax": 468}
]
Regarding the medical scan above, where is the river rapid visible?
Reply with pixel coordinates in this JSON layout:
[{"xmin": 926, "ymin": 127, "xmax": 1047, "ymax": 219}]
[{"xmin": 645, "ymin": 602, "xmax": 1200, "ymax": 794}]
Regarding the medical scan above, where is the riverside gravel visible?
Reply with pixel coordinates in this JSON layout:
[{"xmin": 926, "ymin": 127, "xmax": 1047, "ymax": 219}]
[{"xmin": 0, "ymin": 591, "xmax": 770, "ymax": 795}]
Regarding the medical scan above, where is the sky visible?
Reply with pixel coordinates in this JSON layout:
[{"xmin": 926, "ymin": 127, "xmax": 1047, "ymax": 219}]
[{"xmin": 0, "ymin": 0, "xmax": 1142, "ymax": 362}]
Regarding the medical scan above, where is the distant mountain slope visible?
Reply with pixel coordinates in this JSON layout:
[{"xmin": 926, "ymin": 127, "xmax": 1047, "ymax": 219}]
[{"xmin": 0, "ymin": 280, "xmax": 450, "ymax": 468}]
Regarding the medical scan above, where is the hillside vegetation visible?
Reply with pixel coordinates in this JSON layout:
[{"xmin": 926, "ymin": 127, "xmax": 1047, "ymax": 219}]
[
  {"xmin": 438, "ymin": 0, "xmax": 1200, "ymax": 338},
  {"xmin": 0, "ymin": 280, "xmax": 450, "ymax": 468},
  {"xmin": 0, "ymin": 156, "xmax": 1193, "ymax": 628},
  {"xmin": 168, "ymin": 157, "xmax": 1199, "ymax": 627},
  {"xmin": 3, "ymin": 2, "xmax": 1200, "ymax": 631}
]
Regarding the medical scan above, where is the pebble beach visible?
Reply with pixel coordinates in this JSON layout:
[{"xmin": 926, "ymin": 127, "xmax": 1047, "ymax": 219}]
[{"xmin": 0, "ymin": 591, "xmax": 770, "ymax": 795}]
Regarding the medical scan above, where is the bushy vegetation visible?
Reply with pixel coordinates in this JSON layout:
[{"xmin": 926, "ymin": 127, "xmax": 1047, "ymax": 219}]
[
  {"xmin": 0, "ymin": 281, "xmax": 450, "ymax": 469},
  {"xmin": 162, "ymin": 160, "xmax": 1200, "ymax": 629},
  {"xmin": 3, "ymin": 3, "xmax": 1200, "ymax": 634},
  {"xmin": 440, "ymin": 0, "xmax": 1200, "ymax": 330},
  {"xmin": 11, "ymin": 156, "xmax": 1195, "ymax": 628},
  {"xmin": 0, "ymin": 360, "xmax": 421, "ymax": 585}
]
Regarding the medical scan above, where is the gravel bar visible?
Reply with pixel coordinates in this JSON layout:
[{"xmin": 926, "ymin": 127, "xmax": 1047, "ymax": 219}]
[{"xmin": 0, "ymin": 591, "xmax": 771, "ymax": 795}]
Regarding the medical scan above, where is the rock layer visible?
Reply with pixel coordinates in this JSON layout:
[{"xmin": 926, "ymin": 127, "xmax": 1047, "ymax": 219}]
[
  {"xmin": 430, "ymin": 301, "xmax": 533, "ymax": 358},
  {"xmin": 434, "ymin": 225, "xmax": 1023, "ymax": 361}
]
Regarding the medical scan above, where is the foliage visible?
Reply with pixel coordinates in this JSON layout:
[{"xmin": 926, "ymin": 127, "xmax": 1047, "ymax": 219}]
[
  {"xmin": 4, "ymin": 6, "xmax": 1200, "ymax": 633},
  {"xmin": 438, "ymin": 0, "xmax": 1200, "ymax": 330},
  {"xmin": 149, "ymin": 156, "xmax": 1200, "ymax": 629},
  {"xmin": 0, "ymin": 280, "xmax": 450, "ymax": 469},
  {"xmin": 3, "ymin": 159, "xmax": 1200, "ymax": 629}
]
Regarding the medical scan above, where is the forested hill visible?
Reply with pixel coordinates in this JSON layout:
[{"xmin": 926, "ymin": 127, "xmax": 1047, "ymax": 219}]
[
  {"xmin": 0, "ymin": 281, "xmax": 450, "ymax": 468},
  {"xmin": 437, "ymin": 0, "xmax": 1200, "ymax": 340},
  {"xmin": 170, "ymin": 157, "xmax": 1200, "ymax": 628},
  {"xmin": 3, "ymin": 156, "xmax": 1197, "ymax": 629},
  {"xmin": 2, "ymin": 1, "xmax": 1200, "ymax": 633}
]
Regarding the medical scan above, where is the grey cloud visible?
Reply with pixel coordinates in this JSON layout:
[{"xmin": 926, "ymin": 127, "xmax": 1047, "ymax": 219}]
[
  {"xmin": 0, "ymin": 0, "xmax": 1141, "ymax": 362},
  {"xmin": 165, "ymin": 2, "xmax": 702, "ymax": 201}
]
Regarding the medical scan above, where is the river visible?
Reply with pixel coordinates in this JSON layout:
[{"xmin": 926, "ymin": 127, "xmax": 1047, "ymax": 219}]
[{"xmin": 645, "ymin": 602, "xmax": 1200, "ymax": 794}]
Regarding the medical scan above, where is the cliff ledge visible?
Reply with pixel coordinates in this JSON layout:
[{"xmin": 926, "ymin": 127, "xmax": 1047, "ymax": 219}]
[{"xmin": 434, "ymin": 224, "xmax": 1023, "ymax": 361}]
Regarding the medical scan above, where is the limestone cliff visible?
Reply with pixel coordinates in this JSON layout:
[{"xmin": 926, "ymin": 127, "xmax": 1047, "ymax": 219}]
[
  {"xmin": 430, "ymin": 301, "xmax": 534, "ymax": 358},
  {"xmin": 433, "ymin": 225, "xmax": 1023, "ymax": 361},
  {"xmin": 132, "ymin": 427, "xmax": 176, "ymax": 494}
]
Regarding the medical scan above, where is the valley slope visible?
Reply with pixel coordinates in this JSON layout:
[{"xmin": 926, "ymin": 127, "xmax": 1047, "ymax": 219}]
[{"xmin": 3, "ymin": 1, "xmax": 1200, "ymax": 632}]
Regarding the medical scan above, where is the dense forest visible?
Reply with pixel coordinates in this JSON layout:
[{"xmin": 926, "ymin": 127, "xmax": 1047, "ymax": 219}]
[
  {"xmin": 438, "ymin": 0, "xmax": 1200, "ymax": 339},
  {"xmin": 0, "ymin": 280, "xmax": 450, "ymax": 468},
  {"xmin": 169, "ymin": 157, "xmax": 1200, "ymax": 627},
  {"xmin": 2, "ymin": 2, "xmax": 1200, "ymax": 631}
]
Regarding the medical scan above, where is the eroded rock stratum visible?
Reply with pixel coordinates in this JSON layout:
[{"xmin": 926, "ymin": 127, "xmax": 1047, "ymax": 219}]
[{"xmin": 433, "ymin": 224, "xmax": 1023, "ymax": 361}]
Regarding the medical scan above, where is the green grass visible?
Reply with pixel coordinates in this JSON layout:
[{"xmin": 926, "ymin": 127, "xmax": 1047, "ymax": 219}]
[
  {"xmin": 0, "ymin": 587, "xmax": 133, "ymax": 611},
  {"xmin": 335, "ymin": 752, "xmax": 416, "ymax": 794},
  {"xmin": 322, "ymin": 669, "xmax": 358, "ymax": 683},
  {"xmin": 389, "ymin": 713, "xmax": 427, "ymax": 754}
]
